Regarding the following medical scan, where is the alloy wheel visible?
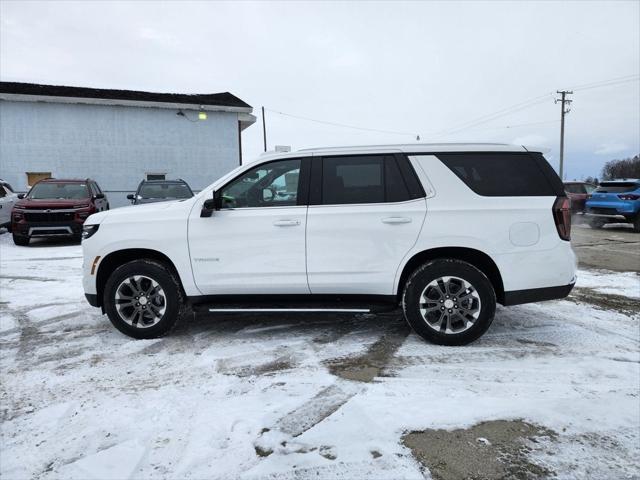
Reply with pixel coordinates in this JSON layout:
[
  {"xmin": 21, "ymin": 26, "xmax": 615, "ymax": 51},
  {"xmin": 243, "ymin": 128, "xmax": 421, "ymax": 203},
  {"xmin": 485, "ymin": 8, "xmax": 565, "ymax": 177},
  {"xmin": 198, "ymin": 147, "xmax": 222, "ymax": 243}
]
[
  {"xmin": 115, "ymin": 275, "xmax": 166, "ymax": 328},
  {"xmin": 419, "ymin": 276, "xmax": 481, "ymax": 334}
]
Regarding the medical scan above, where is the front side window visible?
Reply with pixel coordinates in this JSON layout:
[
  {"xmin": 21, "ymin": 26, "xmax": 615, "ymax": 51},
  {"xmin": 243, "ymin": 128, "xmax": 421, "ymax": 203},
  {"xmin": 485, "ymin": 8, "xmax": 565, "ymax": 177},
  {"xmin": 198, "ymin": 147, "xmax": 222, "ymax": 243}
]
[
  {"xmin": 220, "ymin": 159, "xmax": 301, "ymax": 208},
  {"xmin": 321, "ymin": 155, "xmax": 410, "ymax": 205},
  {"xmin": 28, "ymin": 182, "xmax": 89, "ymax": 200},
  {"xmin": 0, "ymin": 186, "xmax": 6, "ymax": 198}
]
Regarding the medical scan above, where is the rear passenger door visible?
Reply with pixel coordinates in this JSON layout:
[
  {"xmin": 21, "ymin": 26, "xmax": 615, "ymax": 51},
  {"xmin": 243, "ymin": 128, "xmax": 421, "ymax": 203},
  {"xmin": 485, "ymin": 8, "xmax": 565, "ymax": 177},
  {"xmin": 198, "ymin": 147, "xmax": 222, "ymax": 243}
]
[{"xmin": 306, "ymin": 154, "xmax": 426, "ymax": 295}]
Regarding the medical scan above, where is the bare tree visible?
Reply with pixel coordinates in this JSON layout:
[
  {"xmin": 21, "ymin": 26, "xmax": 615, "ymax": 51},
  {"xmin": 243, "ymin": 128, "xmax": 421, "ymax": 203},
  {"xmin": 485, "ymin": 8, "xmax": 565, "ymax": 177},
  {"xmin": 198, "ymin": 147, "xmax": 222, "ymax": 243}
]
[{"xmin": 601, "ymin": 155, "xmax": 640, "ymax": 180}]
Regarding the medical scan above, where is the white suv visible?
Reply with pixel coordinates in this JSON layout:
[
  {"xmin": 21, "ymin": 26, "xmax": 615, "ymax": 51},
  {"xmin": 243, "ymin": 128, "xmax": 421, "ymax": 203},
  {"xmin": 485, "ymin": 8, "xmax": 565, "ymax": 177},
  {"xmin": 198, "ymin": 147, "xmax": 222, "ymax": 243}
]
[{"xmin": 82, "ymin": 144, "xmax": 576, "ymax": 345}]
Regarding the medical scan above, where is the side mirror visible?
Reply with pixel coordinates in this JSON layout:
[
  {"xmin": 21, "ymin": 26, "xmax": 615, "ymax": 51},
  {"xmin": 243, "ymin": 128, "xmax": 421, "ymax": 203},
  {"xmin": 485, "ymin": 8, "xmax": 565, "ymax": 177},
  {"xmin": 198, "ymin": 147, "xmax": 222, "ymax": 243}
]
[
  {"xmin": 17, "ymin": 193, "xmax": 25, "ymax": 199},
  {"xmin": 126, "ymin": 194, "xmax": 135, "ymax": 200},
  {"xmin": 95, "ymin": 193, "xmax": 105, "ymax": 200},
  {"xmin": 201, "ymin": 198, "xmax": 215, "ymax": 217}
]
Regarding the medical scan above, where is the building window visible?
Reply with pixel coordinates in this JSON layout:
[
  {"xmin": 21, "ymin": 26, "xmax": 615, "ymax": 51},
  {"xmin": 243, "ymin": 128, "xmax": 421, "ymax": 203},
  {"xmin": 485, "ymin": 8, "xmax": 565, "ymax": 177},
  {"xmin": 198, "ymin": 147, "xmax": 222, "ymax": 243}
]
[
  {"xmin": 146, "ymin": 173, "xmax": 166, "ymax": 181},
  {"xmin": 26, "ymin": 172, "xmax": 52, "ymax": 187}
]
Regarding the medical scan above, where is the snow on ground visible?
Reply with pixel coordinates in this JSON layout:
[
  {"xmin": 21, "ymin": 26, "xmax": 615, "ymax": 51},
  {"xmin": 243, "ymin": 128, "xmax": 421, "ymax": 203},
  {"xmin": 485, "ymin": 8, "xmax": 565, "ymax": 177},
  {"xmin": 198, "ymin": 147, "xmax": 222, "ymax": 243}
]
[{"xmin": 1, "ymin": 233, "xmax": 639, "ymax": 479}]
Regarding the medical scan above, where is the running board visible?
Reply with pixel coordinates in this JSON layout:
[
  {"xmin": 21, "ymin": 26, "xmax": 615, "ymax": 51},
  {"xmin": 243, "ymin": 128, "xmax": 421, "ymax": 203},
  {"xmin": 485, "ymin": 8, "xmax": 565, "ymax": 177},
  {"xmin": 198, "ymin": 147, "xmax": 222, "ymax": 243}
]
[
  {"xmin": 207, "ymin": 308, "xmax": 370, "ymax": 313},
  {"xmin": 189, "ymin": 294, "xmax": 399, "ymax": 314}
]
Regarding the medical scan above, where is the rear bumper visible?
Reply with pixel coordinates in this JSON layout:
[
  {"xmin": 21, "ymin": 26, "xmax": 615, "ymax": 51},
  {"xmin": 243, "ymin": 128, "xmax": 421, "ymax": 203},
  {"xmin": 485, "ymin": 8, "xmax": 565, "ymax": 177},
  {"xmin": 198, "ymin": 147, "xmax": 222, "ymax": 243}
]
[
  {"xmin": 502, "ymin": 281, "xmax": 575, "ymax": 306},
  {"xmin": 584, "ymin": 212, "xmax": 632, "ymax": 221}
]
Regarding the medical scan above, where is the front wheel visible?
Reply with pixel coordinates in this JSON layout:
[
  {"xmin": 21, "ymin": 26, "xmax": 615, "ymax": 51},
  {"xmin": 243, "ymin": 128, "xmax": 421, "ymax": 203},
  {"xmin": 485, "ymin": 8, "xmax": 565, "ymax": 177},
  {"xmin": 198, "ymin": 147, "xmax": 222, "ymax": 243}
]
[
  {"xmin": 402, "ymin": 259, "xmax": 496, "ymax": 346},
  {"xmin": 103, "ymin": 259, "xmax": 185, "ymax": 339},
  {"xmin": 632, "ymin": 214, "xmax": 640, "ymax": 233}
]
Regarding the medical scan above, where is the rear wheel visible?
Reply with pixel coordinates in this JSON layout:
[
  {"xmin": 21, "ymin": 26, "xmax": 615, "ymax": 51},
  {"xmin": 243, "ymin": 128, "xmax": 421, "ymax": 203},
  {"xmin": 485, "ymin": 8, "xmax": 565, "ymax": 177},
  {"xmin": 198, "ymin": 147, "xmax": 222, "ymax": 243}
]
[
  {"xmin": 103, "ymin": 259, "xmax": 185, "ymax": 339},
  {"xmin": 402, "ymin": 259, "xmax": 496, "ymax": 346},
  {"xmin": 12, "ymin": 233, "xmax": 29, "ymax": 246}
]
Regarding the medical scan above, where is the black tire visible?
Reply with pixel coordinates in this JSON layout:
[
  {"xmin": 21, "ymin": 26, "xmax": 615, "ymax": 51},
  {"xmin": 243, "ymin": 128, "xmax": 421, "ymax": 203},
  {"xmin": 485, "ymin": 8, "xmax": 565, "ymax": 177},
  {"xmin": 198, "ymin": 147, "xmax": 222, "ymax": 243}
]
[
  {"xmin": 402, "ymin": 259, "xmax": 496, "ymax": 346},
  {"xmin": 12, "ymin": 233, "xmax": 29, "ymax": 246},
  {"xmin": 633, "ymin": 215, "xmax": 640, "ymax": 233},
  {"xmin": 589, "ymin": 218, "xmax": 606, "ymax": 229},
  {"xmin": 103, "ymin": 259, "xmax": 186, "ymax": 339}
]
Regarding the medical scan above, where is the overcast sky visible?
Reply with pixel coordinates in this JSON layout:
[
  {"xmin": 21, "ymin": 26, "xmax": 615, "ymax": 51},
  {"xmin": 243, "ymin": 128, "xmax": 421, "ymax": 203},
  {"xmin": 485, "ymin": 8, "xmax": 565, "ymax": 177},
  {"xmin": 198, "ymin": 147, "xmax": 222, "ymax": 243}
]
[{"xmin": 1, "ymin": 0, "xmax": 639, "ymax": 179}]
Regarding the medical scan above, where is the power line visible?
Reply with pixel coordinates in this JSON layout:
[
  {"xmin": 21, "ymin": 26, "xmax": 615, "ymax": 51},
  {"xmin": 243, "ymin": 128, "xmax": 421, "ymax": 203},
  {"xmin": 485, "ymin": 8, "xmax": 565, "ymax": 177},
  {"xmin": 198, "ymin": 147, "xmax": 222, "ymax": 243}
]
[
  {"xmin": 569, "ymin": 73, "xmax": 639, "ymax": 92},
  {"xmin": 433, "ymin": 95, "xmax": 554, "ymax": 138},
  {"xmin": 264, "ymin": 108, "xmax": 421, "ymax": 139}
]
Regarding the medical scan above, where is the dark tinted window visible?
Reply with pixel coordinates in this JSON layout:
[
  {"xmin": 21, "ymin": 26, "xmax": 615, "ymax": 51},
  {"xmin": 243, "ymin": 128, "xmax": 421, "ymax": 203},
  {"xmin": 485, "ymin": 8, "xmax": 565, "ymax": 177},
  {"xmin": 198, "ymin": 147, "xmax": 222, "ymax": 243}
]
[
  {"xmin": 322, "ymin": 155, "xmax": 410, "ymax": 205},
  {"xmin": 437, "ymin": 153, "xmax": 558, "ymax": 196},
  {"xmin": 564, "ymin": 183, "xmax": 585, "ymax": 194},
  {"xmin": 139, "ymin": 183, "xmax": 193, "ymax": 199},
  {"xmin": 595, "ymin": 182, "xmax": 640, "ymax": 193}
]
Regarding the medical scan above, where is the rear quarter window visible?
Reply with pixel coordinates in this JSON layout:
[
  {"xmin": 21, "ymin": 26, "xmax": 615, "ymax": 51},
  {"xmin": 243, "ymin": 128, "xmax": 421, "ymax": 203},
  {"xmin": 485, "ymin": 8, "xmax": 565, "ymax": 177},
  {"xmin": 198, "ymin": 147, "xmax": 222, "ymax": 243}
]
[{"xmin": 436, "ymin": 153, "xmax": 562, "ymax": 197}]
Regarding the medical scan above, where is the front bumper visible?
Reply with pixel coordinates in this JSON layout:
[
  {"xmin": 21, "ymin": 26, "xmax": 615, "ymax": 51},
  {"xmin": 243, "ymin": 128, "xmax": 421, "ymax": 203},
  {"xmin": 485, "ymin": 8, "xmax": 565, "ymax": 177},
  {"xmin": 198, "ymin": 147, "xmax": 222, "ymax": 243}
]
[
  {"xmin": 502, "ymin": 281, "xmax": 576, "ymax": 306},
  {"xmin": 13, "ymin": 220, "xmax": 85, "ymax": 237}
]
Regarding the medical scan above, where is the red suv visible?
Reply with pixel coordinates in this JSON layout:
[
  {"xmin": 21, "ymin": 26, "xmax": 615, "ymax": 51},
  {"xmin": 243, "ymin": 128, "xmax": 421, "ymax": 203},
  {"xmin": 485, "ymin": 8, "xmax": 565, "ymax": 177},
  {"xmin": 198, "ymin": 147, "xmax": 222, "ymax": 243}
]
[
  {"xmin": 11, "ymin": 178, "xmax": 109, "ymax": 246},
  {"xmin": 564, "ymin": 181, "xmax": 596, "ymax": 214}
]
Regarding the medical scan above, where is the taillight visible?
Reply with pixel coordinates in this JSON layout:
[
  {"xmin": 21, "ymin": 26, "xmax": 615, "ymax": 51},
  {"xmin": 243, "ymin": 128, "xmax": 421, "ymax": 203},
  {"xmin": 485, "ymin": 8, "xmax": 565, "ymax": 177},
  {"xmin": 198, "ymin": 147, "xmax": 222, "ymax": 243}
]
[
  {"xmin": 618, "ymin": 194, "xmax": 640, "ymax": 200},
  {"xmin": 553, "ymin": 196, "xmax": 571, "ymax": 241}
]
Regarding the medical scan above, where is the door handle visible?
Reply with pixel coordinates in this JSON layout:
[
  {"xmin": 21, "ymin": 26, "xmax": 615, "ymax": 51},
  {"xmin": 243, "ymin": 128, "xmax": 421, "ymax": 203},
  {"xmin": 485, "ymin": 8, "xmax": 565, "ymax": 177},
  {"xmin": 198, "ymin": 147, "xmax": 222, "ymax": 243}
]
[
  {"xmin": 381, "ymin": 217, "xmax": 412, "ymax": 224},
  {"xmin": 273, "ymin": 219, "xmax": 300, "ymax": 227}
]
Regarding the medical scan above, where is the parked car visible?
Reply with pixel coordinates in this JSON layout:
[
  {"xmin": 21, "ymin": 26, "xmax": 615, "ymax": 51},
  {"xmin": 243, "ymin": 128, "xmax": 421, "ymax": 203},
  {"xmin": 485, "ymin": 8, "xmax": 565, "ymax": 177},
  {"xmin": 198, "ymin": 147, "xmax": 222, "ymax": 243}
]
[
  {"xmin": 127, "ymin": 179, "xmax": 194, "ymax": 205},
  {"xmin": 12, "ymin": 178, "xmax": 109, "ymax": 246},
  {"xmin": 585, "ymin": 179, "xmax": 640, "ymax": 232},
  {"xmin": 564, "ymin": 181, "xmax": 596, "ymax": 213},
  {"xmin": 82, "ymin": 144, "xmax": 576, "ymax": 346},
  {"xmin": 0, "ymin": 181, "xmax": 19, "ymax": 231}
]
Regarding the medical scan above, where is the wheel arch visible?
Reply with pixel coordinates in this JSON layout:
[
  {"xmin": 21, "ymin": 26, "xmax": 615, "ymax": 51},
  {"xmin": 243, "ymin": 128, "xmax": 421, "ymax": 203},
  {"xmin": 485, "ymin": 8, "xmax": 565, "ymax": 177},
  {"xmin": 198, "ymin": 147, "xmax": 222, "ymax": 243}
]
[
  {"xmin": 396, "ymin": 247, "xmax": 505, "ymax": 304},
  {"xmin": 95, "ymin": 248, "xmax": 185, "ymax": 308}
]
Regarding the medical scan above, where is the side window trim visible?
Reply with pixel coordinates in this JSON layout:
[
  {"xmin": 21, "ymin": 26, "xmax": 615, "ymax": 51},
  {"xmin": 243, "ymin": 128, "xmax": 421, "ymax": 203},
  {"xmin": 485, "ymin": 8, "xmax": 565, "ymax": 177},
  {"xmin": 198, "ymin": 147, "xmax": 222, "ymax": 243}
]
[{"xmin": 394, "ymin": 153, "xmax": 426, "ymax": 199}]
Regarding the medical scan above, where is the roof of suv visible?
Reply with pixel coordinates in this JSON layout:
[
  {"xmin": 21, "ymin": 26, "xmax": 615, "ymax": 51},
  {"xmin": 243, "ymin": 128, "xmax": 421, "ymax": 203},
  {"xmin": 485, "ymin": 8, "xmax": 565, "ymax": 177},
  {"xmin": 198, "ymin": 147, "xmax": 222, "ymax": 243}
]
[
  {"xmin": 256, "ymin": 143, "xmax": 545, "ymax": 163},
  {"xmin": 37, "ymin": 178, "xmax": 93, "ymax": 183}
]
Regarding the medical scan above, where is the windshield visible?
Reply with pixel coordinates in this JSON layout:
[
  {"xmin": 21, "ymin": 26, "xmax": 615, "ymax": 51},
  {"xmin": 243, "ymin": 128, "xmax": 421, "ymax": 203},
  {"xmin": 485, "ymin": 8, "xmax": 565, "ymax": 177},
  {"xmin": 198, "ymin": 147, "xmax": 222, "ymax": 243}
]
[
  {"xmin": 595, "ymin": 182, "xmax": 640, "ymax": 193},
  {"xmin": 28, "ymin": 183, "xmax": 89, "ymax": 200},
  {"xmin": 139, "ymin": 183, "xmax": 193, "ymax": 199}
]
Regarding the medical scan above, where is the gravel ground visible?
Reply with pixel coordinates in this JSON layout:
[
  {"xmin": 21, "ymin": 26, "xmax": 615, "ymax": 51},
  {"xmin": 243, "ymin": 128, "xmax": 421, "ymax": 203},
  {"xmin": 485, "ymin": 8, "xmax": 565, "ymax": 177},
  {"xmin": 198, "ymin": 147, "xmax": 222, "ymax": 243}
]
[{"xmin": 1, "ymin": 231, "xmax": 638, "ymax": 480}]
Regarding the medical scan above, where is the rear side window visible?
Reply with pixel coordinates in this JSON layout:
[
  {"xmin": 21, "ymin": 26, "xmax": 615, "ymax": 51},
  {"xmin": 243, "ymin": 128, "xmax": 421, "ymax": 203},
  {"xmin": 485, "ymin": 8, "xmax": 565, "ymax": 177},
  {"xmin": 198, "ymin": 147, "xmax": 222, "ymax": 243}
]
[
  {"xmin": 437, "ymin": 153, "xmax": 560, "ymax": 197},
  {"xmin": 321, "ymin": 155, "xmax": 411, "ymax": 205},
  {"xmin": 564, "ymin": 183, "xmax": 585, "ymax": 194},
  {"xmin": 595, "ymin": 182, "xmax": 640, "ymax": 193}
]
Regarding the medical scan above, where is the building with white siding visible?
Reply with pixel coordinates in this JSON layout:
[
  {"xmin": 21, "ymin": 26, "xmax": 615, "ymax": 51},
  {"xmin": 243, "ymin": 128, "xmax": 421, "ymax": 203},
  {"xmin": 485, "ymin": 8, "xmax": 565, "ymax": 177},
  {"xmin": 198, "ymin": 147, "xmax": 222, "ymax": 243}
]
[{"xmin": 0, "ymin": 82, "xmax": 255, "ymax": 207}]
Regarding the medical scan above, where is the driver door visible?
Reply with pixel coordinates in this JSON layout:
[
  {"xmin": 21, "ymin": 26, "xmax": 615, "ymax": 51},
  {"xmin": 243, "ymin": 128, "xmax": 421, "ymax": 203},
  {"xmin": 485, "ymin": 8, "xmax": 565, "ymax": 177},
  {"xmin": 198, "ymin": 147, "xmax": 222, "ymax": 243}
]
[{"xmin": 188, "ymin": 158, "xmax": 310, "ymax": 295}]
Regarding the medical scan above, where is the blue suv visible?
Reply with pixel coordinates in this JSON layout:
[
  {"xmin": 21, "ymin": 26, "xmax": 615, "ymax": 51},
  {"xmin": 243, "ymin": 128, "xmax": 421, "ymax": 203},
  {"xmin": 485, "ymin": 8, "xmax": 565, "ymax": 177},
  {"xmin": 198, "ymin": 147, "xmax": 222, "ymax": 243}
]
[{"xmin": 585, "ymin": 179, "xmax": 640, "ymax": 232}]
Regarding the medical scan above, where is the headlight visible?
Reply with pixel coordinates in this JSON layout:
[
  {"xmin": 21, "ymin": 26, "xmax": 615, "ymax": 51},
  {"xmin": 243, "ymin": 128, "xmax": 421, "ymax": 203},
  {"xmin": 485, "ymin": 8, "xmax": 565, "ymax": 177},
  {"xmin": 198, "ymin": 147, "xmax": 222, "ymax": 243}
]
[{"xmin": 82, "ymin": 224, "xmax": 100, "ymax": 240}]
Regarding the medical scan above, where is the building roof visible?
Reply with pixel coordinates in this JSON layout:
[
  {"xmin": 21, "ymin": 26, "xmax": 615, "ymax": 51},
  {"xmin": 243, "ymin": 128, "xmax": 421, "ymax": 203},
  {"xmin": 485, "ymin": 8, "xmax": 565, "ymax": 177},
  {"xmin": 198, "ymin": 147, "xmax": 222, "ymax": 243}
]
[
  {"xmin": 0, "ymin": 81, "xmax": 251, "ymax": 109},
  {"xmin": 0, "ymin": 82, "xmax": 253, "ymax": 113}
]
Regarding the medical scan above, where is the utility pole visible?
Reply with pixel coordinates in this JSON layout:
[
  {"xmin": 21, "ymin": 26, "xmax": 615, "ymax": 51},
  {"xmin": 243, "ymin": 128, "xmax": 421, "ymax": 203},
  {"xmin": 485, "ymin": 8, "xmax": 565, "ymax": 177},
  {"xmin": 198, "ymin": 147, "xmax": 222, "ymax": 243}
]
[
  {"xmin": 261, "ymin": 106, "xmax": 267, "ymax": 152},
  {"xmin": 555, "ymin": 91, "xmax": 572, "ymax": 180}
]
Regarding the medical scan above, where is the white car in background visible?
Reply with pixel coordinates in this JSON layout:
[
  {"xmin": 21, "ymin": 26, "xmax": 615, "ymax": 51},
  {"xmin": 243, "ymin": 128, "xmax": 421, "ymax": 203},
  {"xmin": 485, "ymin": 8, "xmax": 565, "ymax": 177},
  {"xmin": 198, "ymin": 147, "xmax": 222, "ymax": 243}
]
[
  {"xmin": 81, "ymin": 144, "xmax": 577, "ymax": 346},
  {"xmin": 0, "ymin": 180, "xmax": 19, "ymax": 231}
]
